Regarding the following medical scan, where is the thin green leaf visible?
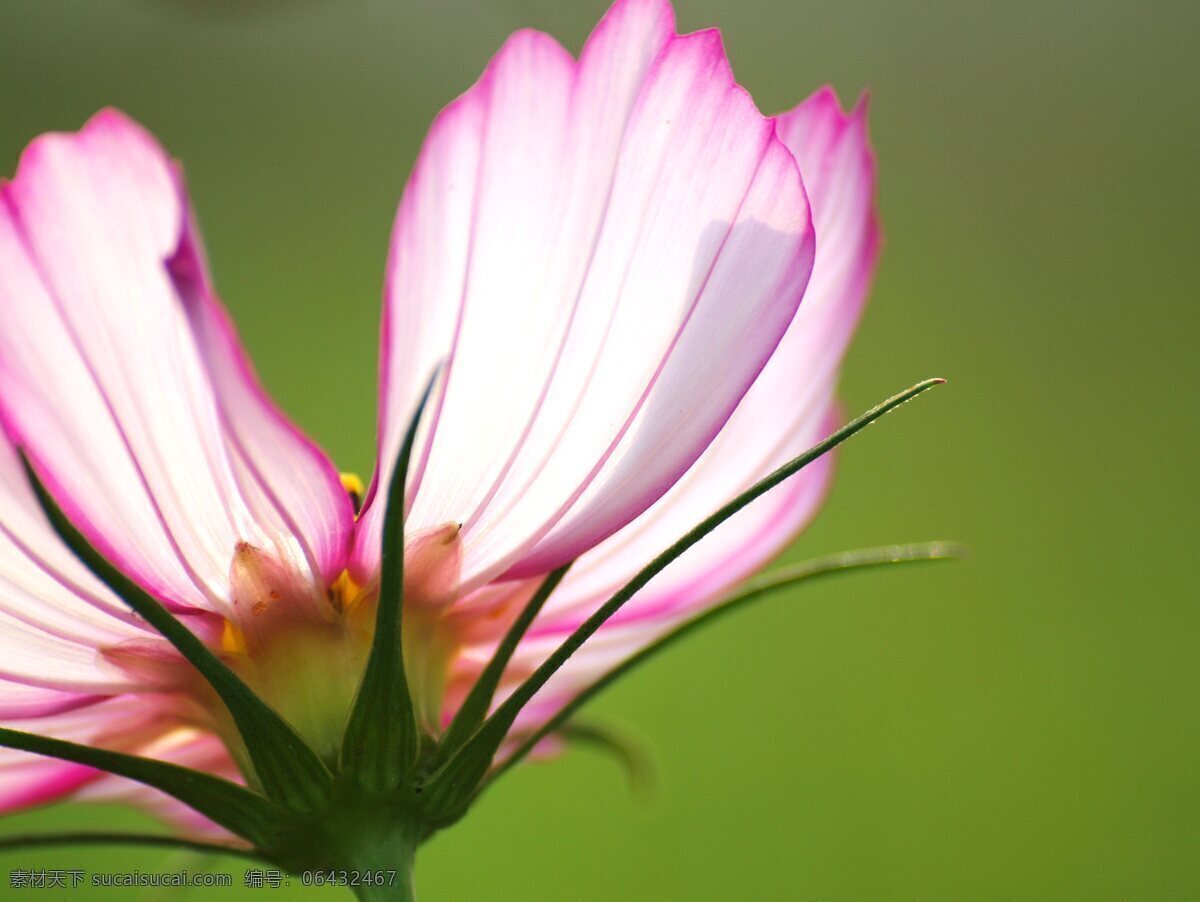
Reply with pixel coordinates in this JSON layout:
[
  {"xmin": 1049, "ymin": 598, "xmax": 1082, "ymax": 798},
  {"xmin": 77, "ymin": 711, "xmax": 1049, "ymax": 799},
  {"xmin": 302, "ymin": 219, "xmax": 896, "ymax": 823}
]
[
  {"xmin": 0, "ymin": 832, "xmax": 265, "ymax": 861},
  {"xmin": 20, "ymin": 457, "xmax": 331, "ymax": 812},
  {"xmin": 0, "ymin": 727, "xmax": 283, "ymax": 848},
  {"xmin": 420, "ymin": 378, "xmax": 945, "ymax": 818},
  {"xmin": 488, "ymin": 540, "xmax": 964, "ymax": 785},
  {"xmin": 553, "ymin": 720, "xmax": 655, "ymax": 797},
  {"xmin": 340, "ymin": 371, "xmax": 438, "ymax": 790},
  {"xmin": 436, "ymin": 564, "xmax": 572, "ymax": 763}
]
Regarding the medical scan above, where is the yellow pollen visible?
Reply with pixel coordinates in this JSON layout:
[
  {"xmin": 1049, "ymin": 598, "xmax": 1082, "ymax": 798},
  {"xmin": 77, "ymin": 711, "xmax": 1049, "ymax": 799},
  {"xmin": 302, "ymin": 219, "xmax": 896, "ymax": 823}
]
[
  {"xmin": 340, "ymin": 472, "xmax": 366, "ymax": 514},
  {"xmin": 221, "ymin": 619, "xmax": 247, "ymax": 655},
  {"xmin": 330, "ymin": 569, "xmax": 365, "ymax": 611}
]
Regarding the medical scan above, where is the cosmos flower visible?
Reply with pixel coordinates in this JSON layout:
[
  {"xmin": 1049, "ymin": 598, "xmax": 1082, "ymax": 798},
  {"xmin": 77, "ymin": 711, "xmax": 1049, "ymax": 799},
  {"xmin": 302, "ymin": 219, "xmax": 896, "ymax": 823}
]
[{"xmin": 0, "ymin": 0, "xmax": 946, "ymax": 892}]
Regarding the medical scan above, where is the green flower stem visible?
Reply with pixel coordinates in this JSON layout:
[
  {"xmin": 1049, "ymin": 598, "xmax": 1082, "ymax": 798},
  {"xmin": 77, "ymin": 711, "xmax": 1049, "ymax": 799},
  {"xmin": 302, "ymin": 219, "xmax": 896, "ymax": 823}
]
[
  {"xmin": 345, "ymin": 831, "xmax": 418, "ymax": 902},
  {"xmin": 251, "ymin": 779, "xmax": 427, "ymax": 902}
]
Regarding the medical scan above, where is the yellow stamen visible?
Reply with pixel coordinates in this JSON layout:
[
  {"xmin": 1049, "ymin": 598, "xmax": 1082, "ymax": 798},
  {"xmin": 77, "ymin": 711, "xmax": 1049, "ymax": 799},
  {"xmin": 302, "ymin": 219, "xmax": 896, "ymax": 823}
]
[
  {"xmin": 221, "ymin": 619, "xmax": 247, "ymax": 655},
  {"xmin": 340, "ymin": 472, "xmax": 366, "ymax": 514},
  {"xmin": 330, "ymin": 569, "xmax": 365, "ymax": 611}
]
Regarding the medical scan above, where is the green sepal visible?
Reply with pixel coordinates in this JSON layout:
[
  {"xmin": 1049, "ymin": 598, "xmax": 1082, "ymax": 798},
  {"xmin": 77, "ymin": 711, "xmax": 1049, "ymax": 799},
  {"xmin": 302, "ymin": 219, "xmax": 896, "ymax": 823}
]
[
  {"xmin": 0, "ymin": 832, "xmax": 265, "ymax": 861},
  {"xmin": 552, "ymin": 720, "xmax": 654, "ymax": 797},
  {"xmin": 340, "ymin": 372, "xmax": 437, "ymax": 791},
  {"xmin": 20, "ymin": 457, "xmax": 332, "ymax": 813},
  {"xmin": 418, "ymin": 378, "xmax": 945, "ymax": 820},
  {"xmin": 488, "ymin": 540, "xmax": 963, "ymax": 786},
  {"xmin": 0, "ymin": 726, "xmax": 284, "ymax": 848},
  {"xmin": 436, "ymin": 564, "xmax": 572, "ymax": 764}
]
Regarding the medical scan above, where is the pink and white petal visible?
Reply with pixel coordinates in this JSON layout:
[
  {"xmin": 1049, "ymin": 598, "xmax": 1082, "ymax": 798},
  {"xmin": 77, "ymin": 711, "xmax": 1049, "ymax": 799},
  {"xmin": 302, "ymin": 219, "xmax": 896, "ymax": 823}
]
[
  {"xmin": 0, "ymin": 695, "xmax": 164, "ymax": 814},
  {"xmin": 349, "ymin": 99, "xmax": 484, "ymax": 584},
  {"xmin": 0, "ymin": 684, "xmax": 100, "ymax": 720},
  {"xmin": 359, "ymin": 0, "xmax": 814, "ymax": 592},
  {"xmin": 0, "ymin": 437, "xmax": 149, "ymax": 643},
  {"xmin": 447, "ymin": 432, "xmax": 830, "ymax": 735},
  {"xmin": 460, "ymin": 436, "xmax": 819, "ymax": 734},
  {"xmin": 500, "ymin": 129, "xmax": 813, "ymax": 579},
  {"xmin": 0, "ymin": 428, "xmax": 172, "ymax": 703},
  {"xmin": 354, "ymin": 0, "xmax": 676, "ymax": 582},
  {"xmin": 383, "ymin": 28, "xmax": 581, "ymax": 555},
  {"xmin": 0, "ymin": 618, "xmax": 146, "ymax": 695},
  {"xmin": 496, "ymin": 88, "xmax": 877, "ymax": 682},
  {"xmin": 77, "ymin": 726, "xmax": 243, "ymax": 843},
  {"xmin": 450, "ymin": 28, "xmax": 814, "ymax": 587},
  {"xmin": 169, "ymin": 216, "xmax": 355, "ymax": 587},
  {"xmin": 0, "ymin": 754, "xmax": 98, "ymax": 812},
  {"xmin": 80, "ymin": 783, "xmax": 242, "ymax": 845},
  {"xmin": 466, "ymin": 615, "xmax": 677, "ymax": 737},
  {"xmin": 531, "ymin": 404, "xmax": 838, "ymax": 635},
  {"xmin": 773, "ymin": 88, "xmax": 879, "ymax": 382},
  {"xmin": 0, "ymin": 110, "xmax": 347, "ymax": 614}
]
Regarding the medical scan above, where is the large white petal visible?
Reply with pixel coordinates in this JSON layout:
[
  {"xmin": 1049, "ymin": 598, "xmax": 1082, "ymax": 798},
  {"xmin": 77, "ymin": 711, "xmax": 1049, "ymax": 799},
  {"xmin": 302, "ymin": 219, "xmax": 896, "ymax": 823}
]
[
  {"xmin": 530, "ymin": 88, "xmax": 877, "ymax": 634},
  {"xmin": 170, "ymin": 217, "xmax": 356, "ymax": 587},
  {"xmin": 0, "ymin": 110, "xmax": 353, "ymax": 614},
  {"xmin": 357, "ymin": 0, "xmax": 814, "ymax": 592},
  {"xmin": 453, "ymin": 87, "xmax": 878, "ymax": 713},
  {"xmin": 0, "ymin": 436, "xmax": 152, "ymax": 697},
  {"xmin": 76, "ymin": 725, "xmax": 243, "ymax": 842},
  {"xmin": 0, "ymin": 695, "xmax": 198, "ymax": 815}
]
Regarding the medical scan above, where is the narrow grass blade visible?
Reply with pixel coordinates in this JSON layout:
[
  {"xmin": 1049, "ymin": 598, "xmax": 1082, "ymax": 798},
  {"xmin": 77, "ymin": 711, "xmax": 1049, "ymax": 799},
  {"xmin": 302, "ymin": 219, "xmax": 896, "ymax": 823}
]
[
  {"xmin": 436, "ymin": 564, "xmax": 572, "ymax": 762},
  {"xmin": 20, "ymin": 457, "xmax": 332, "ymax": 812},
  {"xmin": 0, "ymin": 727, "xmax": 283, "ymax": 848},
  {"xmin": 420, "ymin": 378, "xmax": 946, "ymax": 818},
  {"xmin": 340, "ymin": 373, "xmax": 437, "ymax": 790},
  {"xmin": 489, "ymin": 541, "xmax": 963, "ymax": 784}
]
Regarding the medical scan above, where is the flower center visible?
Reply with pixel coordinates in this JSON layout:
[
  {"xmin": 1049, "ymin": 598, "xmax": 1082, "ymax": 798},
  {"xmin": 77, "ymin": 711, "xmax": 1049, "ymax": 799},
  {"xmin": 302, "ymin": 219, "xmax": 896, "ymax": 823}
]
[
  {"xmin": 217, "ymin": 543, "xmax": 374, "ymax": 766},
  {"xmin": 213, "ymin": 516, "xmax": 467, "ymax": 770},
  {"xmin": 100, "ymin": 473, "xmax": 472, "ymax": 779}
]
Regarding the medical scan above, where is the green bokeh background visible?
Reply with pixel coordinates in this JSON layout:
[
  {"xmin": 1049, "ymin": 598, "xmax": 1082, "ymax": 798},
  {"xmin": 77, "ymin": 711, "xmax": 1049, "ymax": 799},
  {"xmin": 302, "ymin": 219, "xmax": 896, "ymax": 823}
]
[{"xmin": 1, "ymin": 0, "xmax": 1196, "ymax": 898}]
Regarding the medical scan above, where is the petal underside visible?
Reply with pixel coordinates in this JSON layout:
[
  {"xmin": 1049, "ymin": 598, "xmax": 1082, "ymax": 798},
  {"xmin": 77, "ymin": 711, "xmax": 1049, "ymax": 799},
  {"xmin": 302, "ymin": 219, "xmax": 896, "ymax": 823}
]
[
  {"xmin": 0, "ymin": 110, "xmax": 353, "ymax": 615},
  {"xmin": 454, "ymin": 85, "xmax": 879, "ymax": 715},
  {"xmin": 357, "ymin": 0, "xmax": 816, "ymax": 590}
]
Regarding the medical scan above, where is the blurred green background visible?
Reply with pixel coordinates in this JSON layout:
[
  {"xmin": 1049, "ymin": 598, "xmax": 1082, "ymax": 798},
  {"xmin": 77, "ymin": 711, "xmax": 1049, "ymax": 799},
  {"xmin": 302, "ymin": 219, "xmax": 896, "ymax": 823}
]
[{"xmin": 1, "ymin": 0, "xmax": 1196, "ymax": 898}]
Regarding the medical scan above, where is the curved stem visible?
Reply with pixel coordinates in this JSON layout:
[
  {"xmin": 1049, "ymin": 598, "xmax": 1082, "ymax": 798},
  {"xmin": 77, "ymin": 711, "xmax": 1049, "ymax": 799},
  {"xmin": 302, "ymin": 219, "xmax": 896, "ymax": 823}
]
[
  {"xmin": 438, "ymin": 564, "xmax": 572, "ymax": 762},
  {"xmin": 422, "ymin": 380, "xmax": 945, "ymax": 817},
  {"xmin": 0, "ymin": 726, "xmax": 281, "ymax": 847},
  {"xmin": 489, "ymin": 540, "xmax": 964, "ymax": 785}
]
